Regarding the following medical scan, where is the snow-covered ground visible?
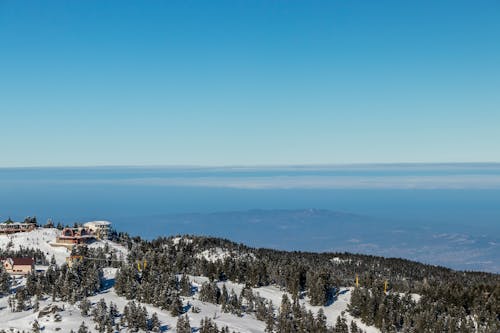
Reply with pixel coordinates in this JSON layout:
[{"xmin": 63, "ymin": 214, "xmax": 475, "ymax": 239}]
[
  {"xmin": 0, "ymin": 228, "xmax": 129, "ymax": 266},
  {"xmin": 171, "ymin": 236, "xmax": 193, "ymax": 246},
  {"xmin": 1, "ymin": 279, "xmax": 379, "ymax": 333},
  {"xmin": 0, "ymin": 228, "xmax": 69, "ymax": 265},
  {"xmin": 211, "ymin": 280, "xmax": 379, "ymax": 333},
  {"xmin": 196, "ymin": 247, "xmax": 232, "ymax": 262},
  {"xmin": 0, "ymin": 229, "xmax": 381, "ymax": 332},
  {"xmin": 195, "ymin": 247, "xmax": 256, "ymax": 263},
  {"xmin": 88, "ymin": 239, "xmax": 129, "ymax": 261},
  {"xmin": 331, "ymin": 257, "xmax": 351, "ymax": 264}
]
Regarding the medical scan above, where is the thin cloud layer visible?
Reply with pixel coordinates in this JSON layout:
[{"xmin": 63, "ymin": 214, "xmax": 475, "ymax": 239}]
[
  {"xmin": 4, "ymin": 174, "xmax": 500, "ymax": 189},
  {"xmin": 2, "ymin": 165, "xmax": 500, "ymax": 189}
]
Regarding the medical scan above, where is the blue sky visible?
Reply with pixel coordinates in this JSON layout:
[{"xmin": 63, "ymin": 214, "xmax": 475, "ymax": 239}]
[{"xmin": 1, "ymin": 1, "xmax": 499, "ymax": 167}]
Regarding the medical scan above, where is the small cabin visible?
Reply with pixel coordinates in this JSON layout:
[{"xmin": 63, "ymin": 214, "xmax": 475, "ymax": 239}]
[{"xmin": 2, "ymin": 257, "xmax": 35, "ymax": 275}]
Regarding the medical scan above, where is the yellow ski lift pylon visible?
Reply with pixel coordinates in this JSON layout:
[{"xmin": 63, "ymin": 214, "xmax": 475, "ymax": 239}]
[{"xmin": 136, "ymin": 259, "xmax": 148, "ymax": 271}]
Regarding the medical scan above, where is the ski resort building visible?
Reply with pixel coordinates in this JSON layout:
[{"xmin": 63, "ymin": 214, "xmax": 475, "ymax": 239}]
[
  {"xmin": 83, "ymin": 221, "xmax": 111, "ymax": 240},
  {"xmin": 53, "ymin": 227, "xmax": 95, "ymax": 248},
  {"xmin": 0, "ymin": 219, "xmax": 36, "ymax": 234},
  {"xmin": 1, "ymin": 257, "xmax": 34, "ymax": 275}
]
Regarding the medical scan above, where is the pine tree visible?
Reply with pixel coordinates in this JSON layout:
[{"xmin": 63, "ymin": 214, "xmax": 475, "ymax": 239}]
[
  {"xmin": 32, "ymin": 320, "xmax": 41, "ymax": 333},
  {"xmin": 78, "ymin": 321, "xmax": 89, "ymax": 333},
  {"xmin": 33, "ymin": 295, "xmax": 40, "ymax": 312},
  {"xmin": 199, "ymin": 317, "xmax": 219, "ymax": 333},
  {"xmin": 150, "ymin": 312, "xmax": 161, "ymax": 332},
  {"xmin": 79, "ymin": 298, "xmax": 91, "ymax": 316},
  {"xmin": 264, "ymin": 300, "xmax": 275, "ymax": 333},
  {"xmin": 180, "ymin": 274, "xmax": 192, "ymax": 296},
  {"xmin": 0, "ymin": 266, "xmax": 11, "ymax": 295},
  {"xmin": 350, "ymin": 320, "xmax": 359, "ymax": 333},
  {"xmin": 334, "ymin": 315, "xmax": 349, "ymax": 333},
  {"xmin": 91, "ymin": 298, "xmax": 109, "ymax": 333},
  {"xmin": 15, "ymin": 287, "xmax": 27, "ymax": 312},
  {"xmin": 229, "ymin": 289, "xmax": 242, "ymax": 316},
  {"xmin": 315, "ymin": 308, "xmax": 327, "ymax": 333},
  {"xmin": 139, "ymin": 306, "xmax": 149, "ymax": 330},
  {"xmin": 170, "ymin": 294, "xmax": 184, "ymax": 316},
  {"xmin": 176, "ymin": 314, "xmax": 191, "ymax": 333},
  {"xmin": 221, "ymin": 284, "xmax": 229, "ymax": 311}
]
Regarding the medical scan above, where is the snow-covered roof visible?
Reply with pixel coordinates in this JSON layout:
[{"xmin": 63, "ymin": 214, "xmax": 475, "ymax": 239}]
[{"xmin": 83, "ymin": 220, "xmax": 111, "ymax": 227}]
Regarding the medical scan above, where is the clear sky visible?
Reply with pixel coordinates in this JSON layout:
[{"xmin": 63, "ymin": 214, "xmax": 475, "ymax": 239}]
[{"xmin": 1, "ymin": 1, "xmax": 499, "ymax": 167}]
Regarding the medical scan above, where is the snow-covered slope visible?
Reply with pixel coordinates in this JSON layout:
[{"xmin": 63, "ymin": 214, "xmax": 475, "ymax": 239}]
[
  {"xmin": 0, "ymin": 283, "xmax": 379, "ymax": 333},
  {"xmin": 0, "ymin": 228, "xmax": 69, "ymax": 265},
  {"xmin": 0, "ymin": 229, "xmax": 381, "ymax": 333},
  {"xmin": 0, "ymin": 228, "xmax": 129, "ymax": 266}
]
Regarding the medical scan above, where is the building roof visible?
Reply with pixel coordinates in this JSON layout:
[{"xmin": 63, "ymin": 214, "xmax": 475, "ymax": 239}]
[
  {"xmin": 2, "ymin": 257, "xmax": 34, "ymax": 266},
  {"xmin": 13, "ymin": 258, "xmax": 34, "ymax": 265}
]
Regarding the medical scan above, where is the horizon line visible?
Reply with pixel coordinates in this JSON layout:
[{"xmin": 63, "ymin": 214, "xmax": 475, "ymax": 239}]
[{"xmin": 1, "ymin": 161, "xmax": 500, "ymax": 170}]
